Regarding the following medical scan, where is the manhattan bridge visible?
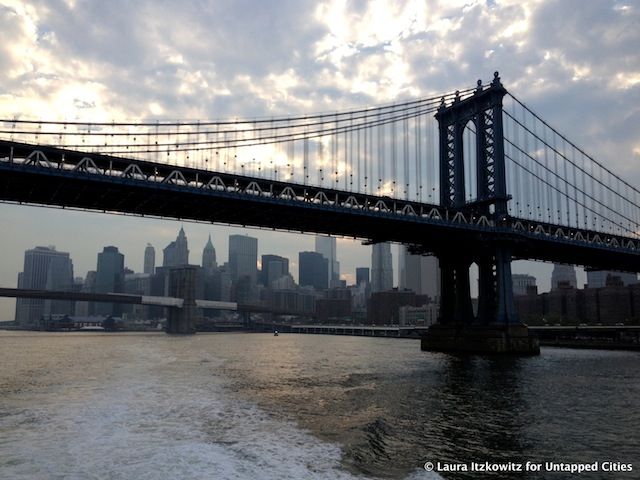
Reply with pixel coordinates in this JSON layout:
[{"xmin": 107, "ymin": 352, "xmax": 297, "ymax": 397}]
[{"xmin": 1, "ymin": 72, "xmax": 639, "ymax": 354}]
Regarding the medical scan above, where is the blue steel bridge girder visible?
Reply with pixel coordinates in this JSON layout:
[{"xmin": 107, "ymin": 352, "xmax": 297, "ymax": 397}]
[{"xmin": 1, "ymin": 139, "xmax": 640, "ymax": 273}]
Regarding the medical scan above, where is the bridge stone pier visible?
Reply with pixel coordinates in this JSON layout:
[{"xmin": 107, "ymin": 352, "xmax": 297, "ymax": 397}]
[
  {"xmin": 166, "ymin": 266, "xmax": 197, "ymax": 334},
  {"xmin": 421, "ymin": 73, "xmax": 539, "ymax": 355},
  {"xmin": 422, "ymin": 245, "xmax": 540, "ymax": 355}
]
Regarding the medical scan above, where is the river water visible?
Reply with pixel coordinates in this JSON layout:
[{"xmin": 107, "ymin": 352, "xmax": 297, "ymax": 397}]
[{"xmin": 0, "ymin": 331, "xmax": 638, "ymax": 479}]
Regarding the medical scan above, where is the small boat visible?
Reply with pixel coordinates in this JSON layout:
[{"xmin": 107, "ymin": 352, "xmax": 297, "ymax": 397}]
[{"xmin": 274, "ymin": 330, "xmax": 279, "ymax": 336}]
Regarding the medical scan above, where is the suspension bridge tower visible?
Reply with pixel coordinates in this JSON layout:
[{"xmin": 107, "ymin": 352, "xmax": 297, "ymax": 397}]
[{"xmin": 421, "ymin": 72, "xmax": 540, "ymax": 355}]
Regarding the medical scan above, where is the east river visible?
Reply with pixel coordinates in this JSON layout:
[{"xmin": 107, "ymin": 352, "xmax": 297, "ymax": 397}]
[{"xmin": 0, "ymin": 331, "xmax": 638, "ymax": 479}]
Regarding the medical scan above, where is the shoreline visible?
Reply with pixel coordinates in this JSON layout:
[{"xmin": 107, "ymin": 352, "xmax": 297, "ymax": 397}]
[{"xmin": 3, "ymin": 327, "xmax": 640, "ymax": 352}]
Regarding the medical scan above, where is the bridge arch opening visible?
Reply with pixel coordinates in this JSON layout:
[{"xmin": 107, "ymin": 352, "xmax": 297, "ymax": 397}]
[
  {"xmin": 462, "ymin": 119, "xmax": 478, "ymax": 203},
  {"xmin": 469, "ymin": 261, "xmax": 479, "ymax": 318}
]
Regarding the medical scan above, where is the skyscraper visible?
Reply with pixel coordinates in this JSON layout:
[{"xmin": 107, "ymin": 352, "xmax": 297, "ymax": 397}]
[
  {"xmin": 586, "ymin": 270, "xmax": 638, "ymax": 288},
  {"xmin": 75, "ymin": 271, "xmax": 96, "ymax": 317},
  {"xmin": 163, "ymin": 227, "xmax": 189, "ymax": 267},
  {"xmin": 356, "ymin": 267, "xmax": 370, "ymax": 286},
  {"xmin": 299, "ymin": 251, "xmax": 329, "ymax": 290},
  {"xmin": 43, "ymin": 254, "xmax": 76, "ymax": 317},
  {"xmin": 398, "ymin": 245, "xmax": 440, "ymax": 299},
  {"xmin": 315, "ymin": 236, "xmax": 340, "ymax": 286},
  {"xmin": 15, "ymin": 246, "xmax": 74, "ymax": 325},
  {"xmin": 228, "ymin": 235, "xmax": 258, "ymax": 283},
  {"xmin": 261, "ymin": 254, "xmax": 289, "ymax": 287},
  {"xmin": 202, "ymin": 234, "xmax": 217, "ymax": 275},
  {"xmin": 551, "ymin": 263, "xmax": 577, "ymax": 290},
  {"xmin": 371, "ymin": 243, "xmax": 393, "ymax": 293},
  {"xmin": 143, "ymin": 243, "xmax": 155, "ymax": 274},
  {"xmin": 512, "ymin": 273, "xmax": 537, "ymax": 296},
  {"xmin": 94, "ymin": 246, "xmax": 125, "ymax": 316}
]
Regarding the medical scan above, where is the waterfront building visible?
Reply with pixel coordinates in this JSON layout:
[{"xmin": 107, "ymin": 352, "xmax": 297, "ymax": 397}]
[
  {"xmin": 124, "ymin": 272, "xmax": 152, "ymax": 319},
  {"xmin": 586, "ymin": 270, "xmax": 638, "ymax": 289},
  {"xmin": 399, "ymin": 304, "xmax": 439, "ymax": 326},
  {"xmin": 512, "ymin": 274, "xmax": 537, "ymax": 296},
  {"xmin": 264, "ymin": 285, "xmax": 317, "ymax": 314},
  {"xmin": 367, "ymin": 289, "xmax": 428, "ymax": 324},
  {"xmin": 351, "ymin": 281, "xmax": 370, "ymax": 309},
  {"xmin": 15, "ymin": 246, "xmax": 74, "ymax": 325},
  {"xmin": 551, "ymin": 264, "xmax": 577, "ymax": 290}
]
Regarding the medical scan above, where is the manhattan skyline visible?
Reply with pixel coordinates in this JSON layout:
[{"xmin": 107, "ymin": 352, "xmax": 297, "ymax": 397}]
[{"xmin": 0, "ymin": 0, "xmax": 637, "ymax": 319}]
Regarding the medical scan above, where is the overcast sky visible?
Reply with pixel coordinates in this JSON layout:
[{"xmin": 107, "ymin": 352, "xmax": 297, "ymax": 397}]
[{"xmin": 0, "ymin": 0, "xmax": 639, "ymax": 320}]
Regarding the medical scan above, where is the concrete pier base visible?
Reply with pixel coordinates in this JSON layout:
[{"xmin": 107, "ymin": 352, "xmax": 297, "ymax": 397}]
[{"xmin": 421, "ymin": 324, "xmax": 540, "ymax": 355}]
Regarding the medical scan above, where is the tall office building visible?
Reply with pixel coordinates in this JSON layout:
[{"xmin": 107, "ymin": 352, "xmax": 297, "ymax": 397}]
[
  {"xmin": 550, "ymin": 263, "xmax": 577, "ymax": 290},
  {"xmin": 202, "ymin": 235, "xmax": 217, "ymax": 275},
  {"xmin": 398, "ymin": 245, "xmax": 440, "ymax": 299},
  {"xmin": 43, "ymin": 254, "xmax": 77, "ymax": 317},
  {"xmin": 15, "ymin": 246, "xmax": 74, "ymax": 325},
  {"xmin": 94, "ymin": 246, "xmax": 125, "ymax": 316},
  {"xmin": 261, "ymin": 254, "xmax": 289, "ymax": 287},
  {"xmin": 299, "ymin": 251, "xmax": 328, "ymax": 290},
  {"xmin": 228, "ymin": 235, "xmax": 258, "ymax": 283},
  {"xmin": 371, "ymin": 243, "xmax": 393, "ymax": 293},
  {"xmin": 356, "ymin": 267, "xmax": 370, "ymax": 286},
  {"xmin": 143, "ymin": 243, "xmax": 155, "ymax": 274},
  {"xmin": 315, "ymin": 236, "xmax": 340, "ymax": 286},
  {"xmin": 163, "ymin": 227, "xmax": 189, "ymax": 267},
  {"xmin": 586, "ymin": 270, "xmax": 638, "ymax": 288},
  {"xmin": 75, "ymin": 271, "xmax": 96, "ymax": 317},
  {"xmin": 512, "ymin": 274, "xmax": 537, "ymax": 296}
]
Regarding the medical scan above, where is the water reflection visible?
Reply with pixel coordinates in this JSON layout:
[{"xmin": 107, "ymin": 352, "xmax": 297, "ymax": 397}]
[
  {"xmin": 1, "ymin": 332, "xmax": 638, "ymax": 480},
  {"xmin": 217, "ymin": 336, "xmax": 639, "ymax": 480}
]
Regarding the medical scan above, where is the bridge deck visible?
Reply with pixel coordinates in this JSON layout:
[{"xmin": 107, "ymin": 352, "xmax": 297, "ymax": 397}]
[{"xmin": 1, "ymin": 140, "xmax": 640, "ymax": 271}]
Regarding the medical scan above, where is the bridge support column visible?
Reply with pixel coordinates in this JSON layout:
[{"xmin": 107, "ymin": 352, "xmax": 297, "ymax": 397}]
[
  {"xmin": 421, "ymin": 73, "xmax": 538, "ymax": 355},
  {"xmin": 422, "ymin": 249, "xmax": 539, "ymax": 355},
  {"xmin": 166, "ymin": 266, "xmax": 197, "ymax": 334},
  {"xmin": 454, "ymin": 258, "xmax": 474, "ymax": 326},
  {"xmin": 438, "ymin": 259, "xmax": 455, "ymax": 325}
]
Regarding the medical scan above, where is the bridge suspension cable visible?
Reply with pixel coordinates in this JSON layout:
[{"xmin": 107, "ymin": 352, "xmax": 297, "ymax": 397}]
[
  {"xmin": 1, "ymin": 87, "xmax": 480, "ymax": 201},
  {"xmin": 6, "ymin": 81, "xmax": 635, "ymax": 240},
  {"xmin": 502, "ymin": 93, "xmax": 640, "ymax": 238}
]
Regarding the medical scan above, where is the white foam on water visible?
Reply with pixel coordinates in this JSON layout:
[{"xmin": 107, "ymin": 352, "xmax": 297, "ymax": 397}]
[
  {"xmin": 0, "ymin": 336, "xmax": 445, "ymax": 479},
  {"xmin": 0, "ymin": 340, "xmax": 351, "ymax": 479}
]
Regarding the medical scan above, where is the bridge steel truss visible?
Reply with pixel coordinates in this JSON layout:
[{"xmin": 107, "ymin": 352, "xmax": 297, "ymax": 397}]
[{"xmin": 1, "ymin": 137, "xmax": 640, "ymax": 266}]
